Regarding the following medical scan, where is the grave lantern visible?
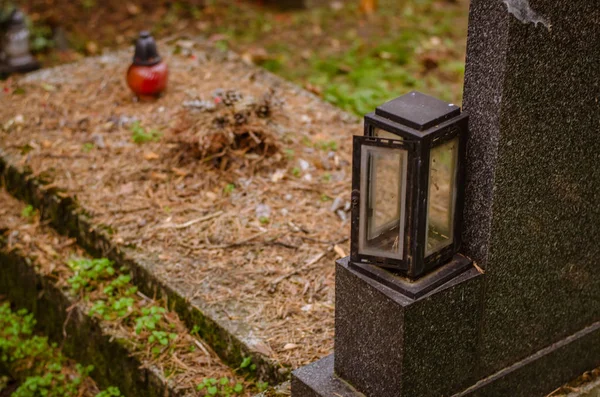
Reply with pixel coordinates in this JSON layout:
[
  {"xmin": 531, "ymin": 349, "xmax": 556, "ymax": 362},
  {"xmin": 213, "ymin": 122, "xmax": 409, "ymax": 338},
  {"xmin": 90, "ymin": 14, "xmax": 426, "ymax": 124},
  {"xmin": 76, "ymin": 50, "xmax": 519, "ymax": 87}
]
[
  {"xmin": 350, "ymin": 91, "xmax": 468, "ymax": 279},
  {"xmin": 126, "ymin": 31, "xmax": 168, "ymax": 98},
  {"xmin": 0, "ymin": 9, "xmax": 39, "ymax": 74}
]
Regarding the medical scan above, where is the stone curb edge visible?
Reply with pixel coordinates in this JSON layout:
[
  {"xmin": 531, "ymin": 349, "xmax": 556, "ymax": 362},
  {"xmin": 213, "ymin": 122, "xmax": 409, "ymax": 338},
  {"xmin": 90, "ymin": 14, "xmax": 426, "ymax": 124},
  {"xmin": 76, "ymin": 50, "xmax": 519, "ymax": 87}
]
[{"xmin": 0, "ymin": 238, "xmax": 183, "ymax": 397}]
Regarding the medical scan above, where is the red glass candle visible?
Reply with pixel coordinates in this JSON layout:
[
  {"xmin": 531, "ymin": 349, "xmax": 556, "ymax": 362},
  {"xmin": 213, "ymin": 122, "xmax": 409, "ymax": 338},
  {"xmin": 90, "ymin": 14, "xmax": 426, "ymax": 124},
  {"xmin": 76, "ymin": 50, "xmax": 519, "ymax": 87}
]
[{"xmin": 126, "ymin": 31, "xmax": 168, "ymax": 98}]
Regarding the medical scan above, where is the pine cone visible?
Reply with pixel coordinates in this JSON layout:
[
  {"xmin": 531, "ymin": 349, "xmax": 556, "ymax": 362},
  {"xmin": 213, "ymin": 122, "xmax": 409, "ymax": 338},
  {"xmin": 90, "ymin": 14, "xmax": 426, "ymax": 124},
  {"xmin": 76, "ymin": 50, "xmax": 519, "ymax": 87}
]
[
  {"xmin": 255, "ymin": 103, "xmax": 270, "ymax": 118},
  {"xmin": 213, "ymin": 115, "xmax": 229, "ymax": 129},
  {"xmin": 223, "ymin": 90, "xmax": 243, "ymax": 107},
  {"xmin": 234, "ymin": 112, "xmax": 249, "ymax": 125}
]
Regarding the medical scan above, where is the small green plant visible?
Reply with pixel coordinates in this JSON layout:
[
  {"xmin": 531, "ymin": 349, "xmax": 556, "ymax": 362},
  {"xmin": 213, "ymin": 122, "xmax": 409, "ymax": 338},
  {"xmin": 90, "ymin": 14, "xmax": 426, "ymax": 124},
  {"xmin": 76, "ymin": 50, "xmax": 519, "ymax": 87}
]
[
  {"xmin": 103, "ymin": 274, "xmax": 135, "ymax": 296},
  {"xmin": 148, "ymin": 331, "xmax": 177, "ymax": 355},
  {"xmin": 12, "ymin": 368, "xmax": 89, "ymax": 397},
  {"xmin": 28, "ymin": 23, "xmax": 54, "ymax": 53},
  {"xmin": 0, "ymin": 303, "xmax": 120, "ymax": 397},
  {"xmin": 239, "ymin": 357, "xmax": 256, "ymax": 372},
  {"xmin": 67, "ymin": 258, "xmax": 115, "ymax": 294},
  {"xmin": 197, "ymin": 377, "xmax": 244, "ymax": 396},
  {"xmin": 223, "ymin": 183, "xmax": 235, "ymax": 194},
  {"xmin": 284, "ymin": 148, "xmax": 295, "ymax": 160},
  {"xmin": 317, "ymin": 140, "xmax": 338, "ymax": 152},
  {"xmin": 135, "ymin": 306, "xmax": 166, "ymax": 334},
  {"xmin": 259, "ymin": 216, "xmax": 270, "ymax": 225},
  {"xmin": 21, "ymin": 205, "xmax": 38, "ymax": 221},
  {"xmin": 130, "ymin": 121, "xmax": 161, "ymax": 144},
  {"xmin": 149, "ymin": 331, "xmax": 177, "ymax": 346},
  {"xmin": 96, "ymin": 387, "xmax": 122, "ymax": 397},
  {"xmin": 110, "ymin": 297, "xmax": 135, "ymax": 318},
  {"xmin": 291, "ymin": 167, "xmax": 301, "ymax": 177},
  {"xmin": 256, "ymin": 381, "xmax": 269, "ymax": 392},
  {"xmin": 64, "ymin": 254, "xmax": 187, "ymax": 362},
  {"xmin": 89, "ymin": 300, "xmax": 109, "ymax": 319},
  {"xmin": 82, "ymin": 143, "xmax": 95, "ymax": 152}
]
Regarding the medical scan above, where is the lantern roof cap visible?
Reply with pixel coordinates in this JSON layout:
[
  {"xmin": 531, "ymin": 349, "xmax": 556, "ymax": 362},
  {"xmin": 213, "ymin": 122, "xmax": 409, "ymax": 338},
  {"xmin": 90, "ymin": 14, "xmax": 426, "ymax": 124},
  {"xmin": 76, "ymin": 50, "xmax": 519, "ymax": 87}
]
[
  {"xmin": 132, "ymin": 31, "xmax": 162, "ymax": 67},
  {"xmin": 375, "ymin": 91, "xmax": 460, "ymax": 131}
]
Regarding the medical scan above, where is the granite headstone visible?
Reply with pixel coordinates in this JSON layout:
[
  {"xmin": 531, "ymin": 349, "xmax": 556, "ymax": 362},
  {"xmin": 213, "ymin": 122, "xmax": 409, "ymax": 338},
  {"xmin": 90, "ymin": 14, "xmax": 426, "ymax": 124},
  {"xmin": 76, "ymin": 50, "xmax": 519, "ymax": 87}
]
[
  {"xmin": 293, "ymin": 0, "xmax": 600, "ymax": 395},
  {"xmin": 462, "ymin": 0, "xmax": 600, "ymax": 377}
]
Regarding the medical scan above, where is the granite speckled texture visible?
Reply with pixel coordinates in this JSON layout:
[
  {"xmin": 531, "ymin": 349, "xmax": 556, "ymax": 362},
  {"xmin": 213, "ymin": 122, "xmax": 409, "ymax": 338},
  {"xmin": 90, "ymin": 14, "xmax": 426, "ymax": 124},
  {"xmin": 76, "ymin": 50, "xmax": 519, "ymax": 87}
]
[
  {"xmin": 292, "ymin": 320, "xmax": 600, "ymax": 397},
  {"xmin": 462, "ymin": 0, "xmax": 600, "ymax": 377},
  {"xmin": 334, "ymin": 258, "xmax": 484, "ymax": 397},
  {"xmin": 453, "ymin": 321, "xmax": 600, "ymax": 397},
  {"xmin": 291, "ymin": 355, "xmax": 360, "ymax": 397},
  {"xmin": 293, "ymin": 1, "xmax": 600, "ymax": 395}
]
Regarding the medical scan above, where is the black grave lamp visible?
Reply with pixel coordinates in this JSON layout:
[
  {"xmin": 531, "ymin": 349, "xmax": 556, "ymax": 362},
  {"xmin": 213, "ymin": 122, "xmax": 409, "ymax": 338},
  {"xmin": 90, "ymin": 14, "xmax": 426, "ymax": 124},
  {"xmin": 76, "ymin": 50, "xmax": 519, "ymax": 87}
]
[
  {"xmin": 0, "ymin": 8, "xmax": 39, "ymax": 74},
  {"xmin": 350, "ymin": 91, "xmax": 471, "ymax": 284}
]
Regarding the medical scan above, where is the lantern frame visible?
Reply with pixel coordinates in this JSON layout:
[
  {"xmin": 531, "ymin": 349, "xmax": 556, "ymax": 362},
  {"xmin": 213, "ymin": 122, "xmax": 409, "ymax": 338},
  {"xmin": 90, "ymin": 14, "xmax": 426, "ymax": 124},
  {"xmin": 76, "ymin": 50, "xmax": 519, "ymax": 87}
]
[{"xmin": 350, "ymin": 91, "xmax": 468, "ymax": 279}]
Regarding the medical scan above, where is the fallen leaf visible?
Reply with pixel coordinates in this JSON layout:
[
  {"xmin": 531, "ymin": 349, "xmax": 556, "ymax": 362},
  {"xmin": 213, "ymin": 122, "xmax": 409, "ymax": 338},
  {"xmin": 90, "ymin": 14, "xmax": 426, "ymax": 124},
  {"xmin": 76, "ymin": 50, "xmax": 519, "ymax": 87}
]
[
  {"xmin": 283, "ymin": 343, "xmax": 299, "ymax": 351},
  {"xmin": 85, "ymin": 41, "xmax": 98, "ymax": 55},
  {"xmin": 126, "ymin": 3, "xmax": 140, "ymax": 15},
  {"xmin": 334, "ymin": 245, "xmax": 346, "ymax": 258},
  {"xmin": 251, "ymin": 341, "xmax": 274, "ymax": 357},
  {"xmin": 144, "ymin": 151, "xmax": 160, "ymax": 161},
  {"xmin": 151, "ymin": 172, "xmax": 168, "ymax": 181},
  {"xmin": 41, "ymin": 83, "xmax": 57, "ymax": 92},
  {"xmin": 171, "ymin": 167, "xmax": 189, "ymax": 177},
  {"xmin": 119, "ymin": 182, "xmax": 134, "ymax": 195},
  {"xmin": 205, "ymin": 192, "xmax": 217, "ymax": 201},
  {"xmin": 271, "ymin": 169, "xmax": 286, "ymax": 183}
]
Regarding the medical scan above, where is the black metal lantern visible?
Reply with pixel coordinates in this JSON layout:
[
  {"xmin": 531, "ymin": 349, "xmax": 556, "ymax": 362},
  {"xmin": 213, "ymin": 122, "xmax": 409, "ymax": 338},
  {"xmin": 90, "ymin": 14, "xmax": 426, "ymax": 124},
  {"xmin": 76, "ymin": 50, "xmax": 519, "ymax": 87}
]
[
  {"xmin": 350, "ymin": 91, "xmax": 470, "ymax": 281},
  {"xmin": 0, "ymin": 8, "xmax": 39, "ymax": 74}
]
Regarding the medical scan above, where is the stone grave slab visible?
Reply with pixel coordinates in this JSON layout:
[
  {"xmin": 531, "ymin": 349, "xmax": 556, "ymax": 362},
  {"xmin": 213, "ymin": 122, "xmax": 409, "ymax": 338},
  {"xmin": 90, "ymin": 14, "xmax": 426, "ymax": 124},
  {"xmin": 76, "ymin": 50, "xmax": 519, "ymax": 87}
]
[
  {"xmin": 0, "ymin": 37, "xmax": 360, "ymax": 382},
  {"xmin": 462, "ymin": 0, "xmax": 600, "ymax": 378}
]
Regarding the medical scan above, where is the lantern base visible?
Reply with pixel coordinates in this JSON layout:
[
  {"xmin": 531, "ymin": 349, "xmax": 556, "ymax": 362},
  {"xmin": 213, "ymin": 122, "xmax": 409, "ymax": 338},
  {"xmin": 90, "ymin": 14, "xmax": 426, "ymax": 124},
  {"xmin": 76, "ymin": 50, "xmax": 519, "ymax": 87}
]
[
  {"xmin": 293, "ymin": 257, "xmax": 485, "ymax": 397},
  {"xmin": 349, "ymin": 253, "xmax": 473, "ymax": 299}
]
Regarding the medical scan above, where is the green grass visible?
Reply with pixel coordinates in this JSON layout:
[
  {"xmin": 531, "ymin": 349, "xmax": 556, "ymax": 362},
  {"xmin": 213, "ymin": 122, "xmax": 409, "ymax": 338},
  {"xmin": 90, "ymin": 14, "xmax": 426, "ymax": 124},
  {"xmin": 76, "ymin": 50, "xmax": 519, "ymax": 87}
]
[
  {"xmin": 200, "ymin": 0, "xmax": 468, "ymax": 115},
  {"xmin": 130, "ymin": 122, "xmax": 161, "ymax": 144},
  {"xmin": 21, "ymin": 205, "xmax": 38, "ymax": 221}
]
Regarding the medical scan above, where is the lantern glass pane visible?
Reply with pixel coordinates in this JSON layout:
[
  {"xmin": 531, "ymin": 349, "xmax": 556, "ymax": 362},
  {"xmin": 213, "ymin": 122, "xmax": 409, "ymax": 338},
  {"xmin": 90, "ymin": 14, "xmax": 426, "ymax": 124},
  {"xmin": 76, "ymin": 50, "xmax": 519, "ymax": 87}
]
[
  {"xmin": 374, "ymin": 127, "xmax": 402, "ymax": 141},
  {"xmin": 426, "ymin": 137, "xmax": 459, "ymax": 256},
  {"xmin": 359, "ymin": 145, "xmax": 408, "ymax": 259}
]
